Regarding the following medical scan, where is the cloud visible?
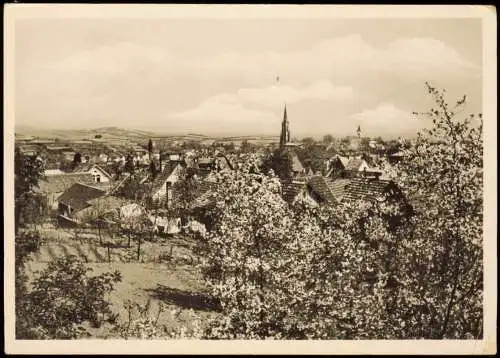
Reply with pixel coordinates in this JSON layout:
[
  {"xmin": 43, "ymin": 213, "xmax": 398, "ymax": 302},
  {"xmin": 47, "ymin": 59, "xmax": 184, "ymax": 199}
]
[
  {"xmin": 166, "ymin": 80, "xmax": 353, "ymax": 135},
  {"xmin": 169, "ymin": 99, "xmax": 279, "ymax": 135},
  {"xmin": 16, "ymin": 33, "xmax": 480, "ymax": 134},
  {"xmin": 189, "ymin": 34, "xmax": 479, "ymax": 83},
  {"xmin": 350, "ymin": 102, "xmax": 426, "ymax": 136},
  {"xmin": 213, "ymin": 80, "xmax": 354, "ymax": 107},
  {"xmin": 42, "ymin": 34, "xmax": 478, "ymax": 85}
]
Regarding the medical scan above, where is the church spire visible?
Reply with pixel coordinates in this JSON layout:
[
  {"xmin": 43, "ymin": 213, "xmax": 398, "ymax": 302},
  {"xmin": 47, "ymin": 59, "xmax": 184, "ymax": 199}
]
[{"xmin": 280, "ymin": 103, "xmax": 290, "ymax": 148}]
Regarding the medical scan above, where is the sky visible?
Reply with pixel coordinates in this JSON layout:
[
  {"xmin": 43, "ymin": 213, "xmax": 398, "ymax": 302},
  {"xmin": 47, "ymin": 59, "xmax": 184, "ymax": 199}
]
[{"xmin": 15, "ymin": 16, "xmax": 483, "ymax": 138}]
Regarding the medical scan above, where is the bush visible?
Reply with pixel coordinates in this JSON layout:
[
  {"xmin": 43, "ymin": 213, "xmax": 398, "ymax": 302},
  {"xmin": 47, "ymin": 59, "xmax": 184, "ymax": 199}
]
[{"xmin": 21, "ymin": 256, "xmax": 122, "ymax": 339}]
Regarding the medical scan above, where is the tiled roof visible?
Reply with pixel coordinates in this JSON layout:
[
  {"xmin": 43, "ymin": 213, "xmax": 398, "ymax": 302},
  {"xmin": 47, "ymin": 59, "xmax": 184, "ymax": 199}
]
[
  {"xmin": 151, "ymin": 161, "xmax": 180, "ymax": 193},
  {"xmin": 307, "ymin": 176, "xmax": 336, "ymax": 203},
  {"xmin": 304, "ymin": 176, "xmax": 402, "ymax": 205},
  {"xmin": 86, "ymin": 195, "xmax": 132, "ymax": 210},
  {"xmin": 190, "ymin": 179, "xmax": 219, "ymax": 209},
  {"xmin": 198, "ymin": 180, "xmax": 217, "ymax": 195},
  {"xmin": 191, "ymin": 189, "xmax": 217, "ymax": 210},
  {"xmin": 291, "ymin": 153, "xmax": 305, "ymax": 173},
  {"xmin": 79, "ymin": 195, "xmax": 134, "ymax": 219},
  {"xmin": 332, "ymin": 155, "xmax": 349, "ymax": 168},
  {"xmin": 326, "ymin": 178, "xmax": 351, "ymax": 198},
  {"xmin": 72, "ymin": 163, "xmax": 113, "ymax": 178},
  {"xmin": 341, "ymin": 177, "xmax": 397, "ymax": 202},
  {"xmin": 58, "ymin": 183, "xmax": 107, "ymax": 211},
  {"xmin": 36, "ymin": 173, "xmax": 95, "ymax": 194}
]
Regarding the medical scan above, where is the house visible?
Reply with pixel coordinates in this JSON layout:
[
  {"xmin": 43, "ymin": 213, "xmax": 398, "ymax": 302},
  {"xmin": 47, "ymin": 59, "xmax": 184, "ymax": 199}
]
[
  {"xmin": 290, "ymin": 152, "xmax": 306, "ymax": 176},
  {"xmin": 62, "ymin": 150, "xmax": 76, "ymax": 162},
  {"xmin": 98, "ymin": 153, "xmax": 109, "ymax": 163},
  {"xmin": 189, "ymin": 179, "xmax": 219, "ymax": 230},
  {"xmin": 294, "ymin": 175, "xmax": 407, "ymax": 210},
  {"xmin": 344, "ymin": 157, "xmax": 370, "ymax": 173},
  {"xmin": 19, "ymin": 146, "xmax": 38, "ymax": 157},
  {"xmin": 281, "ymin": 180, "xmax": 318, "ymax": 207},
  {"xmin": 197, "ymin": 157, "xmax": 215, "ymax": 177},
  {"xmin": 73, "ymin": 163, "xmax": 114, "ymax": 184},
  {"xmin": 76, "ymin": 195, "xmax": 134, "ymax": 226},
  {"xmin": 388, "ymin": 150, "xmax": 406, "ymax": 164},
  {"xmin": 35, "ymin": 173, "xmax": 96, "ymax": 211},
  {"xmin": 150, "ymin": 161, "xmax": 184, "ymax": 205},
  {"xmin": 214, "ymin": 153, "xmax": 234, "ymax": 171},
  {"xmin": 57, "ymin": 183, "xmax": 107, "ymax": 227},
  {"xmin": 134, "ymin": 146, "xmax": 148, "ymax": 155},
  {"xmin": 45, "ymin": 146, "xmax": 73, "ymax": 155},
  {"xmin": 44, "ymin": 169, "xmax": 65, "ymax": 176},
  {"xmin": 325, "ymin": 154, "xmax": 349, "ymax": 179}
]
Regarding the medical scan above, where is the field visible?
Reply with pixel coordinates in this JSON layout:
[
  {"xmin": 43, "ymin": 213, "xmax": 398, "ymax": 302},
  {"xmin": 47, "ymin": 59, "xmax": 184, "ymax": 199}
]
[{"xmin": 24, "ymin": 224, "xmax": 220, "ymax": 338}]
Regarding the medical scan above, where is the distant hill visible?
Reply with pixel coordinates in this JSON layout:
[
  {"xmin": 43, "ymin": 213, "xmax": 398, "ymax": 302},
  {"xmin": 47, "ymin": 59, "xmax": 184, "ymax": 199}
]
[
  {"xmin": 14, "ymin": 124, "xmax": 281, "ymax": 142},
  {"xmin": 14, "ymin": 125, "xmax": 159, "ymax": 140}
]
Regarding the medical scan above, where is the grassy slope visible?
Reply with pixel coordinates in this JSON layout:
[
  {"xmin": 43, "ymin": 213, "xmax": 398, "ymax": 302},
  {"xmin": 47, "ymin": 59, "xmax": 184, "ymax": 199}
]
[{"xmin": 24, "ymin": 226, "xmax": 219, "ymax": 338}]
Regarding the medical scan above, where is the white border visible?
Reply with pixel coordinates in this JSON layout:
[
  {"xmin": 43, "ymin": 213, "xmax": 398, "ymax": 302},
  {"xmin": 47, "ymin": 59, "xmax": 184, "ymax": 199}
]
[{"xmin": 4, "ymin": 4, "xmax": 497, "ymax": 355}]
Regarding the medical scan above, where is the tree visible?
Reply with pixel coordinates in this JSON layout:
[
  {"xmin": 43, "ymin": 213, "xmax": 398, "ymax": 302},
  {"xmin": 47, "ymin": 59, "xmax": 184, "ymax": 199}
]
[
  {"xmin": 20, "ymin": 256, "xmax": 122, "ymax": 339},
  {"xmin": 199, "ymin": 169, "xmax": 296, "ymax": 338},
  {"xmin": 296, "ymin": 145, "xmax": 329, "ymax": 174},
  {"xmin": 323, "ymin": 134, "xmax": 334, "ymax": 144},
  {"xmin": 198, "ymin": 168, "xmax": 407, "ymax": 339},
  {"xmin": 360, "ymin": 136, "xmax": 371, "ymax": 152},
  {"xmin": 389, "ymin": 82, "xmax": 483, "ymax": 339},
  {"xmin": 170, "ymin": 166, "xmax": 200, "ymax": 222},
  {"xmin": 240, "ymin": 139, "xmax": 253, "ymax": 153},
  {"xmin": 148, "ymin": 139, "xmax": 153, "ymax": 154},
  {"xmin": 301, "ymin": 137, "xmax": 315, "ymax": 146},
  {"xmin": 149, "ymin": 160, "xmax": 158, "ymax": 180},
  {"xmin": 15, "ymin": 231, "xmax": 42, "ymax": 338},
  {"xmin": 111, "ymin": 300, "xmax": 204, "ymax": 339},
  {"xmin": 15, "ymin": 147, "xmax": 45, "ymax": 234},
  {"xmin": 260, "ymin": 148, "xmax": 293, "ymax": 181},
  {"xmin": 72, "ymin": 152, "xmax": 82, "ymax": 169},
  {"xmin": 196, "ymin": 83, "xmax": 483, "ymax": 340},
  {"xmin": 124, "ymin": 154, "xmax": 135, "ymax": 175}
]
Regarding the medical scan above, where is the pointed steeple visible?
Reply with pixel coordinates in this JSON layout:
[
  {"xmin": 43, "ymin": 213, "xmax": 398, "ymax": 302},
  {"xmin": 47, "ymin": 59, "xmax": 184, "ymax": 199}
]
[{"xmin": 280, "ymin": 103, "xmax": 290, "ymax": 148}]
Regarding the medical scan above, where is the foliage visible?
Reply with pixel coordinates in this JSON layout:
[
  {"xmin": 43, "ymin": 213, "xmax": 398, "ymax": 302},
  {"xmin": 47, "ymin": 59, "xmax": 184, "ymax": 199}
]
[
  {"xmin": 15, "ymin": 147, "xmax": 45, "ymax": 233},
  {"xmin": 112, "ymin": 300, "xmax": 204, "ymax": 339},
  {"xmin": 170, "ymin": 166, "xmax": 200, "ymax": 219},
  {"xmin": 260, "ymin": 148, "xmax": 293, "ymax": 181},
  {"xmin": 15, "ymin": 231, "xmax": 43, "ymax": 338},
  {"xmin": 240, "ymin": 139, "xmax": 253, "ymax": 153},
  {"xmin": 124, "ymin": 154, "xmax": 136, "ymax": 174},
  {"xmin": 197, "ymin": 83, "xmax": 483, "ymax": 340},
  {"xmin": 148, "ymin": 139, "xmax": 153, "ymax": 154},
  {"xmin": 72, "ymin": 152, "xmax": 82, "ymax": 169},
  {"xmin": 301, "ymin": 137, "xmax": 315, "ymax": 146},
  {"xmin": 323, "ymin": 134, "xmax": 334, "ymax": 144},
  {"xmin": 296, "ymin": 144, "xmax": 330, "ymax": 174},
  {"xmin": 22, "ymin": 256, "xmax": 122, "ymax": 339},
  {"xmin": 389, "ymin": 82, "xmax": 484, "ymax": 338}
]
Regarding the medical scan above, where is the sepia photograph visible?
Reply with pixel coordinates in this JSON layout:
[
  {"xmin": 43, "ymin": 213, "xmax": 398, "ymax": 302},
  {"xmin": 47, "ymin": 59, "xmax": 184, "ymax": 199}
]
[{"xmin": 4, "ymin": 4, "xmax": 497, "ymax": 355}]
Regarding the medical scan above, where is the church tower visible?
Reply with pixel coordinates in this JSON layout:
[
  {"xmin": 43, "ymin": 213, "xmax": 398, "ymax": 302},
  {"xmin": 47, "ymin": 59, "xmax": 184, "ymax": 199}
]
[{"xmin": 279, "ymin": 104, "xmax": 291, "ymax": 148}]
